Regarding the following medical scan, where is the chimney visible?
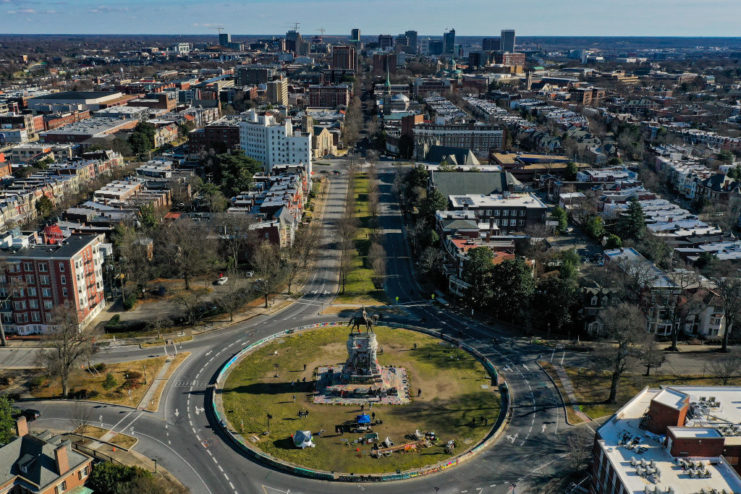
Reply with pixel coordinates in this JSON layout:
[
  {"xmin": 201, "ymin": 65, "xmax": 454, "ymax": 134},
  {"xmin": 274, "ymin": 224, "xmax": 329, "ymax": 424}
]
[
  {"xmin": 15, "ymin": 416, "xmax": 28, "ymax": 437},
  {"xmin": 54, "ymin": 443, "xmax": 70, "ymax": 475}
]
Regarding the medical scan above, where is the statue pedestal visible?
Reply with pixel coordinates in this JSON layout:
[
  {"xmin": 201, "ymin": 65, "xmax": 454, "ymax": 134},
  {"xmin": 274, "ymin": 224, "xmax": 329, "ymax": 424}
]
[{"xmin": 342, "ymin": 332, "xmax": 383, "ymax": 384}]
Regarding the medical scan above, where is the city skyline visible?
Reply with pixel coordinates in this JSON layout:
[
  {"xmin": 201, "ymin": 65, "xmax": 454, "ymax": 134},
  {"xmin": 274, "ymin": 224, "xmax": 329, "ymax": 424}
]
[{"xmin": 1, "ymin": 0, "xmax": 741, "ymax": 36}]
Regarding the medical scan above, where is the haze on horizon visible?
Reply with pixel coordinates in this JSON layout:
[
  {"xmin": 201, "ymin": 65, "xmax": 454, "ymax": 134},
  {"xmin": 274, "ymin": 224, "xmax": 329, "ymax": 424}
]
[{"xmin": 1, "ymin": 0, "xmax": 741, "ymax": 37}]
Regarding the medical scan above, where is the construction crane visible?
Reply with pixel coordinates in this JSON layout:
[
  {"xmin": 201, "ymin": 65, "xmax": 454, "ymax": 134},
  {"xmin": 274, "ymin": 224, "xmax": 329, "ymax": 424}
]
[
  {"xmin": 212, "ymin": 27, "xmax": 225, "ymax": 35},
  {"xmin": 317, "ymin": 27, "xmax": 326, "ymax": 36},
  {"xmin": 289, "ymin": 22, "xmax": 300, "ymax": 32}
]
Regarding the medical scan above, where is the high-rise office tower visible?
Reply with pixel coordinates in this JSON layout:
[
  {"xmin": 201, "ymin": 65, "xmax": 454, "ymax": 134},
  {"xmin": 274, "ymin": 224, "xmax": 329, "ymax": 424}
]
[
  {"xmin": 501, "ymin": 29, "xmax": 516, "ymax": 52},
  {"xmin": 350, "ymin": 28, "xmax": 361, "ymax": 42},
  {"xmin": 443, "ymin": 28, "xmax": 456, "ymax": 54},
  {"xmin": 405, "ymin": 30, "xmax": 418, "ymax": 54},
  {"xmin": 285, "ymin": 30, "xmax": 301, "ymax": 53},
  {"xmin": 378, "ymin": 34, "xmax": 394, "ymax": 50},
  {"xmin": 219, "ymin": 32, "xmax": 231, "ymax": 47},
  {"xmin": 482, "ymin": 37, "xmax": 500, "ymax": 51}
]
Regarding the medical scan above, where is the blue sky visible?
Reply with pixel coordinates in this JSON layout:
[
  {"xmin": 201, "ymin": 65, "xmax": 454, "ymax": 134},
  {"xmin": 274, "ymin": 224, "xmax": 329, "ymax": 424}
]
[{"xmin": 1, "ymin": 0, "xmax": 740, "ymax": 36}]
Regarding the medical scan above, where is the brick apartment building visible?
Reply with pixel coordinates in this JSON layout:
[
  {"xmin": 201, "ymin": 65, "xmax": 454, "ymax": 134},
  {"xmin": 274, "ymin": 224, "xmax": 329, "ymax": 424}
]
[
  {"xmin": 188, "ymin": 116, "xmax": 242, "ymax": 153},
  {"xmin": 331, "ymin": 46, "xmax": 357, "ymax": 71},
  {"xmin": 0, "ymin": 233, "xmax": 107, "ymax": 335},
  {"xmin": 0, "ymin": 417, "xmax": 93, "ymax": 494},
  {"xmin": 308, "ymin": 85, "xmax": 351, "ymax": 108}
]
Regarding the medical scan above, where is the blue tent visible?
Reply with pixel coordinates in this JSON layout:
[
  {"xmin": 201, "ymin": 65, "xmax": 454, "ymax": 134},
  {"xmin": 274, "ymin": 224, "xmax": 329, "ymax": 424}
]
[{"xmin": 356, "ymin": 414, "xmax": 371, "ymax": 424}]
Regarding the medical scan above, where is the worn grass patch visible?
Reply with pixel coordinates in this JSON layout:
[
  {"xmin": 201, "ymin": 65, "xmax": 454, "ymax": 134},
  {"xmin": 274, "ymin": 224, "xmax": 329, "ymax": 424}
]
[
  {"xmin": 564, "ymin": 367, "xmax": 741, "ymax": 420},
  {"xmin": 32, "ymin": 357, "xmax": 167, "ymax": 407},
  {"xmin": 221, "ymin": 326, "xmax": 500, "ymax": 474}
]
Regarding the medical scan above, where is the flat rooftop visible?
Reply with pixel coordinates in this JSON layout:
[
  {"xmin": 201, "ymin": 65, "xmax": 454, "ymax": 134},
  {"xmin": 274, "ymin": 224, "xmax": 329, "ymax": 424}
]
[
  {"xmin": 596, "ymin": 387, "xmax": 741, "ymax": 494},
  {"xmin": 449, "ymin": 193, "xmax": 547, "ymax": 210}
]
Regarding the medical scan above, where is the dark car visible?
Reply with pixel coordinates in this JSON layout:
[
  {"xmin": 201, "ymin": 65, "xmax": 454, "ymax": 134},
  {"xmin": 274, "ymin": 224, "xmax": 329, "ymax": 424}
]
[{"xmin": 12, "ymin": 408, "xmax": 40, "ymax": 422}]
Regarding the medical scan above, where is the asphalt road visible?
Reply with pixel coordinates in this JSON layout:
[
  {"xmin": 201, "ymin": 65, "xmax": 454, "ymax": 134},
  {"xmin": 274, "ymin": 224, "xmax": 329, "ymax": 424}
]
[{"xmin": 21, "ymin": 163, "xmax": 574, "ymax": 494}]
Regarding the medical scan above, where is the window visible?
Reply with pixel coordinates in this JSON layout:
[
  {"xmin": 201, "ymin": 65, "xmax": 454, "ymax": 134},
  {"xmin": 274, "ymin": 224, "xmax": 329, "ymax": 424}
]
[
  {"xmin": 61, "ymin": 275, "xmax": 66, "ymax": 285},
  {"xmin": 44, "ymin": 300, "xmax": 53, "ymax": 310},
  {"xmin": 40, "ymin": 275, "xmax": 49, "ymax": 285},
  {"xmin": 28, "ymin": 287, "xmax": 36, "ymax": 297},
  {"xmin": 23, "ymin": 263, "xmax": 32, "ymax": 271},
  {"xmin": 39, "ymin": 263, "xmax": 48, "ymax": 272},
  {"xmin": 13, "ymin": 301, "xmax": 26, "ymax": 310},
  {"xmin": 29, "ymin": 300, "xmax": 38, "ymax": 309},
  {"xmin": 58, "ymin": 264, "xmax": 64, "ymax": 273},
  {"xmin": 31, "ymin": 312, "xmax": 40, "ymax": 322},
  {"xmin": 42, "ymin": 288, "xmax": 51, "ymax": 298},
  {"xmin": 25, "ymin": 275, "xmax": 34, "ymax": 284},
  {"xmin": 62, "ymin": 287, "xmax": 68, "ymax": 297}
]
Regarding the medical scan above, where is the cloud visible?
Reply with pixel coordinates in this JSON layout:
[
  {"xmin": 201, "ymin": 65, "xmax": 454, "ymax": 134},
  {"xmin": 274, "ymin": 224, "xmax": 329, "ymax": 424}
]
[{"xmin": 7, "ymin": 7, "xmax": 34, "ymax": 13}]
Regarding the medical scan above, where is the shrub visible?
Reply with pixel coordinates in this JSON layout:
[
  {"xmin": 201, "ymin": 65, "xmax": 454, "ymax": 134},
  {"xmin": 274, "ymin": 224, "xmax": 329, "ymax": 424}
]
[
  {"xmin": 126, "ymin": 371, "xmax": 142, "ymax": 380},
  {"xmin": 123, "ymin": 293, "xmax": 137, "ymax": 310},
  {"xmin": 102, "ymin": 373, "xmax": 117, "ymax": 390},
  {"xmin": 28, "ymin": 376, "xmax": 44, "ymax": 391}
]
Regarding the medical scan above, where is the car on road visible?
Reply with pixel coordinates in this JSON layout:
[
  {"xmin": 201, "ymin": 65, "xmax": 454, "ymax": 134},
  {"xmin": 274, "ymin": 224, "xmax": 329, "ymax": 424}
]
[
  {"xmin": 214, "ymin": 276, "xmax": 229, "ymax": 286},
  {"xmin": 12, "ymin": 408, "xmax": 40, "ymax": 422}
]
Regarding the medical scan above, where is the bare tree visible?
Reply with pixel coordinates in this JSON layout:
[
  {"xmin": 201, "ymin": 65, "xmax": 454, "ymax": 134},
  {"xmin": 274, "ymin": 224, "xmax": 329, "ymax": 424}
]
[
  {"xmin": 213, "ymin": 213, "xmax": 255, "ymax": 271},
  {"xmin": 368, "ymin": 242, "xmax": 386, "ymax": 288},
  {"xmin": 0, "ymin": 262, "xmax": 26, "ymax": 347},
  {"xmin": 174, "ymin": 291, "xmax": 204, "ymax": 326},
  {"xmin": 638, "ymin": 333, "xmax": 666, "ymax": 376},
  {"xmin": 709, "ymin": 273, "xmax": 741, "ymax": 353},
  {"xmin": 252, "ymin": 241, "xmax": 282, "ymax": 308},
  {"xmin": 160, "ymin": 218, "xmax": 218, "ymax": 290},
  {"xmin": 590, "ymin": 303, "xmax": 646, "ymax": 404},
  {"xmin": 215, "ymin": 275, "xmax": 247, "ymax": 322},
  {"xmin": 708, "ymin": 354, "xmax": 741, "ymax": 385},
  {"xmin": 39, "ymin": 308, "xmax": 98, "ymax": 398}
]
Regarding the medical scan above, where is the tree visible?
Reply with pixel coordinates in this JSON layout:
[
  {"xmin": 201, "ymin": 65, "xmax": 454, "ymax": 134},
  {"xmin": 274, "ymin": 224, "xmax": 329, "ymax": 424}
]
[
  {"xmin": 252, "ymin": 241, "xmax": 282, "ymax": 308},
  {"xmin": 617, "ymin": 198, "xmax": 646, "ymax": 241},
  {"xmin": 113, "ymin": 225, "xmax": 153, "ymax": 297},
  {"xmin": 88, "ymin": 462, "xmax": 182, "ymax": 494},
  {"xmin": 368, "ymin": 242, "xmax": 386, "ymax": 288},
  {"xmin": 205, "ymin": 152, "xmax": 262, "ymax": 197},
  {"xmin": 35, "ymin": 196, "xmax": 54, "ymax": 218},
  {"xmin": 38, "ymin": 307, "xmax": 97, "ymax": 398},
  {"xmin": 215, "ymin": 275, "xmax": 248, "ymax": 321},
  {"xmin": 398, "ymin": 134, "xmax": 414, "ymax": 159},
  {"xmin": 534, "ymin": 275, "xmax": 577, "ymax": 336},
  {"xmin": 419, "ymin": 189, "xmax": 447, "ymax": 224},
  {"xmin": 709, "ymin": 274, "xmax": 741, "ymax": 353},
  {"xmin": 463, "ymin": 247, "xmax": 494, "ymax": 309},
  {"xmin": 174, "ymin": 290, "xmax": 204, "ymax": 326},
  {"xmin": 584, "ymin": 215, "xmax": 605, "ymax": 240},
  {"xmin": 490, "ymin": 258, "xmax": 535, "ymax": 323},
  {"xmin": 590, "ymin": 303, "xmax": 645, "ymax": 403},
  {"xmin": 708, "ymin": 354, "xmax": 741, "ymax": 385},
  {"xmin": 160, "ymin": 219, "xmax": 217, "ymax": 290},
  {"xmin": 212, "ymin": 213, "xmax": 255, "ymax": 270},
  {"xmin": 638, "ymin": 333, "xmax": 665, "ymax": 376},
  {"xmin": 605, "ymin": 234, "xmax": 622, "ymax": 249},
  {"xmin": 0, "ymin": 395, "xmax": 14, "ymax": 446},
  {"xmin": 128, "ymin": 122, "xmax": 156, "ymax": 155},
  {"xmin": 565, "ymin": 161, "xmax": 578, "ymax": 181},
  {"xmin": 551, "ymin": 206, "xmax": 568, "ymax": 234}
]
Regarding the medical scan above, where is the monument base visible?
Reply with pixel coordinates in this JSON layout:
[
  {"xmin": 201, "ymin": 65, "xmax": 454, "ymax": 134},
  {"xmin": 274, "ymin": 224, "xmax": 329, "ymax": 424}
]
[{"xmin": 313, "ymin": 365, "xmax": 410, "ymax": 405}]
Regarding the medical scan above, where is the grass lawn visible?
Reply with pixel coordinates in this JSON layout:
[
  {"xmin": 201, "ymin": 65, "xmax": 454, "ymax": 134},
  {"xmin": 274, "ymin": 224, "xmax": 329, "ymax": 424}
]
[
  {"xmin": 221, "ymin": 326, "xmax": 500, "ymax": 474},
  {"xmin": 335, "ymin": 174, "xmax": 386, "ymax": 305},
  {"xmin": 563, "ymin": 367, "xmax": 741, "ymax": 419},
  {"xmin": 75, "ymin": 425, "xmax": 137, "ymax": 449},
  {"xmin": 32, "ymin": 357, "xmax": 168, "ymax": 407}
]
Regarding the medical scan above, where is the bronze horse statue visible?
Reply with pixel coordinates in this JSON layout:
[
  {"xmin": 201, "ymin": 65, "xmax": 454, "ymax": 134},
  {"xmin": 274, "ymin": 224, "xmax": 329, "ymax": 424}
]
[{"xmin": 348, "ymin": 308, "xmax": 379, "ymax": 333}]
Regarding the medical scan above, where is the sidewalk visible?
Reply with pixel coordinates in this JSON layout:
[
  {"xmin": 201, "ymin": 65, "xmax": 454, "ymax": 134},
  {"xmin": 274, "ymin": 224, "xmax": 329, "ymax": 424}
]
[{"xmin": 553, "ymin": 364, "xmax": 593, "ymax": 424}]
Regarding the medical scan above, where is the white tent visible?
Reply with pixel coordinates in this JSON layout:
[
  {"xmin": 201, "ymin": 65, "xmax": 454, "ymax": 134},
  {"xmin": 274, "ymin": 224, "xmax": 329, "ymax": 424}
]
[{"xmin": 293, "ymin": 430, "xmax": 314, "ymax": 449}]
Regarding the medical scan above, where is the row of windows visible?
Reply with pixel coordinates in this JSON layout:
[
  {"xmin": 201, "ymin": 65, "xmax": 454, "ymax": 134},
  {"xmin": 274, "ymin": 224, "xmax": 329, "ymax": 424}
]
[
  {"xmin": 6, "ymin": 262, "xmax": 65, "ymax": 273},
  {"xmin": 13, "ymin": 300, "xmax": 55, "ymax": 310},
  {"xmin": 476, "ymin": 209, "xmax": 527, "ymax": 217}
]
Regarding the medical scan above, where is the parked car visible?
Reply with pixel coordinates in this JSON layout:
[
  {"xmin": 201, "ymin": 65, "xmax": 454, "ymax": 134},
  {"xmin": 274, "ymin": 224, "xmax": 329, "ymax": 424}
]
[
  {"xmin": 12, "ymin": 408, "xmax": 40, "ymax": 422},
  {"xmin": 245, "ymin": 271, "xmax": 255, "ymax": 278},
  {"xmin": 214, "ymin": 276, "xmax": 229, "ymax": 286}
]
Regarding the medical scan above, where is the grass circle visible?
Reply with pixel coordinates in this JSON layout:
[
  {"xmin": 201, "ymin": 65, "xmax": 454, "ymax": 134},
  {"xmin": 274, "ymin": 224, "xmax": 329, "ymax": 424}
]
[{"xmin": 220, "ymin": 325, "xmax": 501, "ymax": 475}]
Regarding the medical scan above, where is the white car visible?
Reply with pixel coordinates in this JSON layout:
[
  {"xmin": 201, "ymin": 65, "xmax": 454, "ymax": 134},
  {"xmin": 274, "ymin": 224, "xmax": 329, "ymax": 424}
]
[{"xmin": 215, "ymin": 277, "xmax": 229, "ymax": 286}]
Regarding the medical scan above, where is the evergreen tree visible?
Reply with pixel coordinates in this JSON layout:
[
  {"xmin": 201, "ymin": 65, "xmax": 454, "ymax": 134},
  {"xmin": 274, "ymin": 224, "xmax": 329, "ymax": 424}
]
[{"xmin": 617, "ymin": 198, "xmax": 646, "ymax": 240}]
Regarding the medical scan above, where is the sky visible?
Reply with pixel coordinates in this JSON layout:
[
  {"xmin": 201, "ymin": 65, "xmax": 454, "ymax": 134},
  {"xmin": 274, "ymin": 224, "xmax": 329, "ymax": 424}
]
[{"xmin": 1, "ymin": 0, "xmax": 741, "ymax": 36}]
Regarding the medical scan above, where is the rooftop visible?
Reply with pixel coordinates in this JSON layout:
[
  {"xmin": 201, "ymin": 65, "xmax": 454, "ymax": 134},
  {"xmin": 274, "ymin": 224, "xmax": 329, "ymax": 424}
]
[
  {"xmin": 595, "ymin": 386, "xmax": 741, "ymax": 494},
  {"xmin": 449, "ymin": 192, "xmax": 547, "ymax": 210}
]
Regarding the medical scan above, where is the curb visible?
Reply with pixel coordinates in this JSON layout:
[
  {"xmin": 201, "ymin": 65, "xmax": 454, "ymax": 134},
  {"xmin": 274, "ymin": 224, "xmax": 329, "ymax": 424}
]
[
  {"xmin": 536, "ymin": 361, "xmax": 575, "ymax": 426},
  {"xmin": 210, "ymin": 321, "xmax": 511, "ymax": 483}
]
